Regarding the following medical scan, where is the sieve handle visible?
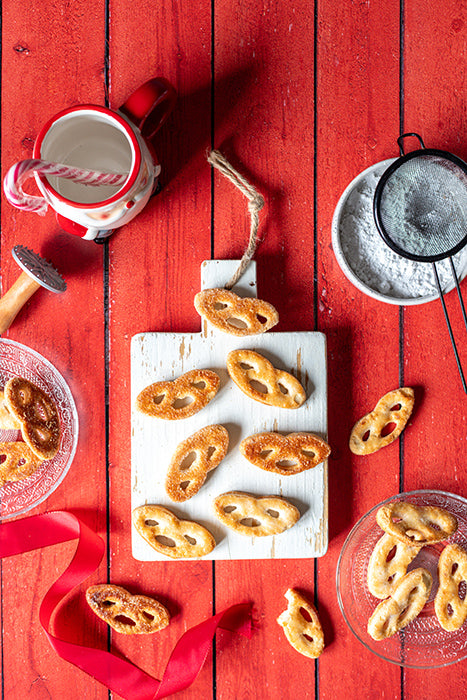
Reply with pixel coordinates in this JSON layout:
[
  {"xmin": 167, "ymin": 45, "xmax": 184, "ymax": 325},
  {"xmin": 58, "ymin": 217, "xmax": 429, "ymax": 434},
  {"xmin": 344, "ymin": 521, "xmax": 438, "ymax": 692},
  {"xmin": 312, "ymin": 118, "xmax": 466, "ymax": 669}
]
[
  {"xmin": 432, "ymin": 262, "xmax": 467, "ymax": 394},
  {"xmin": 449, "ymin": 258, "xmax": 467, "ymax": 332},
  {"xmin": 397, "ymin": 132, "xmax": 425, "ymax": 156}
]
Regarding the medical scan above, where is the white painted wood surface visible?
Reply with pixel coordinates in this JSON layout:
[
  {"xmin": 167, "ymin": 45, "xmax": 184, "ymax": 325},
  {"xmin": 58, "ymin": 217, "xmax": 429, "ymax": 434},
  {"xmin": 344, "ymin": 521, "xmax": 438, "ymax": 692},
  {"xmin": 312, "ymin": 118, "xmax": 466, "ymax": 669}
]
[{"xmin": 131, "ymin": 260, "xmax": 328, "ymax": 560}]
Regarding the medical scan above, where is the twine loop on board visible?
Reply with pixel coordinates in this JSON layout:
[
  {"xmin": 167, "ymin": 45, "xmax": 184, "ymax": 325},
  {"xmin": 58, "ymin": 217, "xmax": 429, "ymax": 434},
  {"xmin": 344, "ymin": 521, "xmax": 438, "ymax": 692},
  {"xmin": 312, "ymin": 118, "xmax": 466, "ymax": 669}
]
[{"xmin": 207, "ymin": 150, "xmax": 265, "ymax": 289}]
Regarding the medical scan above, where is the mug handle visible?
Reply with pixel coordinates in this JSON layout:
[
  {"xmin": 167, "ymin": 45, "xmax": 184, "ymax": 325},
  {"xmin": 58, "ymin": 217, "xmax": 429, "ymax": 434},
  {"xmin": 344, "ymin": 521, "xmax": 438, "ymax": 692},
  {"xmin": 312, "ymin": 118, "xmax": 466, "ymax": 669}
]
[{"xmin": 119, "ymin": 77, "xmax": 176, "ymax": 141}]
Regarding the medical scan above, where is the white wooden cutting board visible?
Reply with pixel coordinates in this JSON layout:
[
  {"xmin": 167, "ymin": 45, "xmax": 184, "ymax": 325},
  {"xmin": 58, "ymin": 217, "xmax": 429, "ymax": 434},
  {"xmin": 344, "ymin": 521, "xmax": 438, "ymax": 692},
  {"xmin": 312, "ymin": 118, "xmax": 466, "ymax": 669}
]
[{"xmin": 131, "ymin": 260, "xmax": 328, "ymax": 560}]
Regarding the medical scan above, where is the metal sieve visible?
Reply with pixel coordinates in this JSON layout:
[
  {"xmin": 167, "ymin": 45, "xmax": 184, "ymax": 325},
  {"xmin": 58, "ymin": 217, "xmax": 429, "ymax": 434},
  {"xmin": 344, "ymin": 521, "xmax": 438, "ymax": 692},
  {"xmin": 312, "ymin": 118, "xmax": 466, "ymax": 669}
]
[{"xmin": 374, "ymin": 133, "xmax": 467, "ymax": 392}]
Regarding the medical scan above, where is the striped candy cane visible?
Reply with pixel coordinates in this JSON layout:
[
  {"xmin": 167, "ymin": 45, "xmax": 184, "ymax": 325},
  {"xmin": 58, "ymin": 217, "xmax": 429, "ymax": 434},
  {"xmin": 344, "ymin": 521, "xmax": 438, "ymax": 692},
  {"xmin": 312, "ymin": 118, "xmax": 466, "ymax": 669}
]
[{"xmin": 3, "ymin": 159, "xmax": 128, "ymax": 215}]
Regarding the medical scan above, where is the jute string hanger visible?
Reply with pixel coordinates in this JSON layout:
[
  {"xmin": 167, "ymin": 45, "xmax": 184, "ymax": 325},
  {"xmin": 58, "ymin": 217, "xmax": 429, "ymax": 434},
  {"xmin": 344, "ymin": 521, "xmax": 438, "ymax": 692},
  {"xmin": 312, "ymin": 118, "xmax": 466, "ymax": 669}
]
[
  {"xmin": 195, "ymin": 152, "xmax": 278, "ymax": 336},
  {"xmin": 207, "ymin": 150, "xmax": 265, "ymax": 289}
]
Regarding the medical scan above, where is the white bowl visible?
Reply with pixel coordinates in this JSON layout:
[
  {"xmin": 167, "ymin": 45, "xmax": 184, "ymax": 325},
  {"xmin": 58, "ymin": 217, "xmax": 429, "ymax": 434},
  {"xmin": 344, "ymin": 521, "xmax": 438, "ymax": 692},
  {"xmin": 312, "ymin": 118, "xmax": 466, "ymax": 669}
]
[{"xmin": 331, "ymin": 159, "xmax": 467, "ymax": 306}]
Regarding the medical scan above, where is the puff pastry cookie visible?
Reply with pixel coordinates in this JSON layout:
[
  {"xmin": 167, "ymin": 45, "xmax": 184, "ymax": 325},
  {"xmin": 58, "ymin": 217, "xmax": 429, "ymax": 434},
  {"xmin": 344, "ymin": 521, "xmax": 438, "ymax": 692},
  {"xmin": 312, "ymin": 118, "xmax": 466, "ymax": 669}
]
[
  {"xmin": 86, "ymin": 584, "xmax": 170, "ymax": 635},
  {"xmin": 277, "ymin": 588, "xmax": 324, "ymax": 658},
  {"xmin": 4, "ymin": 377, "xmax": 60, "ymax": 460},
  {"xmin": 0, "ymin": 390, "xmax": 21, "ymax": 430},
  {"xmin": 194, "ymin": 288, "xmax": 278, "ymax": 336},
  {"xmin": 0, "ymin": 441, "xmax": 43, "ymax": 486},
  {"xmin": 240, "ymin": 431, "xmax": 330, "ymax": 476},
  {"xmin": 367, "ymin": 533, "xmax": 421, "ymax": 599},
  {"xmin": 213, "ymin": 491, "xmax": 300, "ymax": 536},
  {"xmin": 376, "ymin": 500, "xmax": 458, "ymax": 546},
  {"xmin": 349, "ymin": 388, "xmax": 414, "ymax": 455},
  {"xmin": 226, "ymin": 349, "xmax": 306, "ymax": 409},
  {"xmin": 435, "ymin": 544, "xmax": 467, "ymax": 631},
  {"xmin": 367, "ymin": 568, "xmax": 432, "ymax": 640},
  {"xmin": 132, "ymin": 504, "xmax": 216, "ymax": 558},
  {"xmin": 165, "ymin": 424, "xmax": 229, "ymax": 502},
  {"xmin": 136, "ymin": 369, "xmax": 220, "ymax": 420}
]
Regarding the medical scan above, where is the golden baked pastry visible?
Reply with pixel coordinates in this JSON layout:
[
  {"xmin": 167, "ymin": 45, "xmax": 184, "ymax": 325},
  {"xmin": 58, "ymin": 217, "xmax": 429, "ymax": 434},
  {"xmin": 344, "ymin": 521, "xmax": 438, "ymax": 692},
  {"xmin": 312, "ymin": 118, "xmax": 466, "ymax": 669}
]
[
  {"xmin": 4, "ymin": 377, "xmax": 60, "ymax": 460},
  {"xmin": 0, "ymin": 390, "xmax": 21, "ymax": 430},
  {"xmin": 240, "ymin": 431, "xmax": 330, "ymax": 476},
  {"xmin": 226, "ymin": 349, "xmax": 306, "ymax": 409},
  {"xmin": 86, "ymin": 584, "xmax": 170, "ymax": 635},
  {"xmin": 435, "ymin": 544, "xmax": 467, "ymax": 631},
  {"xmin": 367, "ymin": 533, "xmax": 421, "ymax": 599},
  {"xmin": 0, "ymin": 441, "xmax": 43, "ymax": 486},
  {"xmin": 132, "ymin": 504, "xmax": 216, "ymax": 558},
  {"xmin": 376, "ymin": 500, "xmax": 458, "ymax": 546},
  {"xmin": 277, "ymin": 588, "xmax": 324, "ymax": 658},
  {"xmin": 212, "ymin": 491, "xmax": 300, "ymax": 536},
  {"xmin": 367, "ymin": 568, "xmax": 432, "ymax": 640},
  {"xmin": 165, "ymin": 424, "xmax": 229, "ymax": 502},
  {"xmin": 194, "ymin": 288, "xmax": 279, "ymax": 336},
  {"xmin": 136, "ymin": 369, "xmax": 220, "ymax": 420},
  {"xmin": 349, "ymin": 387, "xmax": 414, "ymax": 455}
]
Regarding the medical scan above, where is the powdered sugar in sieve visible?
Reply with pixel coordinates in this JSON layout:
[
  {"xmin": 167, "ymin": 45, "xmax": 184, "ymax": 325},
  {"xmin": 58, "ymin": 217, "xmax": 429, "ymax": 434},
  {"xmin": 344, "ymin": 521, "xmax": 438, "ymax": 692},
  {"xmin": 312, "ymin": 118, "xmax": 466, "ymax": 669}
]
[{"xmin": 332, "ymin": 160, "xmax": 467, "ymax": 304}]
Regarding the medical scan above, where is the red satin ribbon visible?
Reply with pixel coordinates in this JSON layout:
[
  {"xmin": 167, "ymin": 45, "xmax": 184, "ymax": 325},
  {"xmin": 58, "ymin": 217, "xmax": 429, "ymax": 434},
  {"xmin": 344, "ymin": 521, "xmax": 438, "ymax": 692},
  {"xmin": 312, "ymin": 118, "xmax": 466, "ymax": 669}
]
[{"xmin": 0, "ymin": 511, "xmax": 252, "ymax": 699}]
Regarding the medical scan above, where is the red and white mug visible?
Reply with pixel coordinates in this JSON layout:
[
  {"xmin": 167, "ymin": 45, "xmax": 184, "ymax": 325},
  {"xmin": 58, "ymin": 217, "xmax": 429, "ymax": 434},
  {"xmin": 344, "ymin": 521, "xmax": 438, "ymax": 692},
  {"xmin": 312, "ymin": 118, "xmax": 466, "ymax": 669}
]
[{"xmin": 5, "ymin": 77, "xmax": 176, "ymax": 241}]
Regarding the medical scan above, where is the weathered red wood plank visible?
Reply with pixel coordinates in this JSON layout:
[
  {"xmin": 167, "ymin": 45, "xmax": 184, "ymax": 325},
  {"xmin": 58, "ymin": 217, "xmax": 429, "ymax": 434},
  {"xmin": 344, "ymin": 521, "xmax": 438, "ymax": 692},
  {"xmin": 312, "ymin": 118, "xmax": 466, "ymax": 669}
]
[
  {"xmin": 212, "ymin": 2, "xmax": 319, "ymax": 698},
  {"xmin": 316, "ymin": 0, "xmax": 404, "ymax": 697},
  {"xmin": 106, "ymin": 1, "xmax": 215, "ymax": 697},
  {"xmin": 402, "ymin": 1, "xmax": 467, "ymax": 696},
  {"xmin": 1, "ymin": 1, "xmax": 109, "ymax": 698}
]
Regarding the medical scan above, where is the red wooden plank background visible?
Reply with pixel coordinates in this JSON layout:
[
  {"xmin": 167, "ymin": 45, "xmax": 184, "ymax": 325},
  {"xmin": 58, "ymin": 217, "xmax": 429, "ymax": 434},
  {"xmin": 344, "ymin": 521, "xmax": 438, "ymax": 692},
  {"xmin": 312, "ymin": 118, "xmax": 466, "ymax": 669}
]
[
  {"xmin": 1, "ymin": 1, "xmax": 109, "ymax": 698},
  {"xmin": 0, "ymin": 0, "xmax": 466, "ymax": 698}
]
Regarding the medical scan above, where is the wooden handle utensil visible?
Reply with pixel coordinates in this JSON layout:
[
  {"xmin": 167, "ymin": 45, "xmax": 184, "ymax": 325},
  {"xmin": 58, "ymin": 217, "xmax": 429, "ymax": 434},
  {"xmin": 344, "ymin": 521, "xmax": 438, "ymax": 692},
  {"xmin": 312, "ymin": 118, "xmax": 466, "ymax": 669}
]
[{"xmin": 0, "ymin": 245, "xmax": 66, "ymax": 334}]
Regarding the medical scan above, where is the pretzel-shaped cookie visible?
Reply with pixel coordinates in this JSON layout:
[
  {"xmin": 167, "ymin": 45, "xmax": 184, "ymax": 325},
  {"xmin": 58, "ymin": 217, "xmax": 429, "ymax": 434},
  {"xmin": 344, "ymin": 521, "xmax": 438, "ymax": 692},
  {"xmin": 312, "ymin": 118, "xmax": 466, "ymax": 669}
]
[
  {"xmin": 367, "ymin": 533, "xmax": 421, "ymax": 599},
  {"xmin": 376, "ymin": 501, "xmax": 458, "ymax": 545},
  {"xmin": 212, "ymin": 491, "xmax": 300, "ymax": 536},
  {"xmin": 240, "ymin": 432, "xmax": 330, "ymax": 476},
  {"xmin": 132, "ymin": 504, "xmax": 216, "ymax": 558},
  {"xmin": 434, "ymin": 544, "xmax": 467, "ymax": 631},
  {"xmin": 0, "ymin": 442, "xmax": 43, "ymax": 486},
  {"xmin": 349, "ymin": 387, "xmax": 415, "ymax": 455},
  {"xmin": 136, "ymin": 369, "xmax": 220, "ymax": 420},
  {"xmin": 0, "ymin": 391, "xmax": 21, "ymax": 430},
  {"xmin": 194, "ymin": 289, "xmax": 279, "ymax": 336},
  {"xmin": 86, "ymin": 584, "xmax": 170, "ymax": 635},
  {"xmin": 226, "ymin": 349, "xmax": 306, "ymax": 409},
  {"xmin": 165, "ymin": 424, "xmax": 229, "ymax": 502},
  {"xmin": 277, "ymin": 588, "xmax": 324, "ymax": 658},
  {"xmin": 4, "ymin": 377, "xmax": 61, "ymax": 460},
  {"xmin": 367, "ymin": 568, "xmax": 432, "ymax": 640}
]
